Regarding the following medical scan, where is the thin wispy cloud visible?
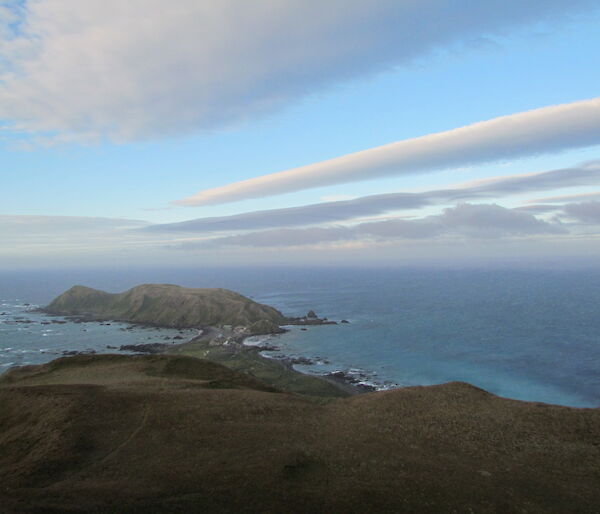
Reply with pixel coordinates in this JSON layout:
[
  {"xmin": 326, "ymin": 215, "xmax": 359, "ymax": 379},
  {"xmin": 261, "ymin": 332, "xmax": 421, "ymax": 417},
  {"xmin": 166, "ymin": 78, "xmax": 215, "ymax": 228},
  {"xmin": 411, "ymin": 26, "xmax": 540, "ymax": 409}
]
[
  {"xmin": 513, "ymin": 204, "xmax": 564, "ymax": 214},
  {"xmin": 1, "ymin": 0, "xmax": 597, "ymax": 142},
  {"xmin": 146, "ymin": 161, "xmax": 600, "ymax": 234},
  {"xmin": 0, "ymin": 215, "xmax": 150, "ymax": 254},
  {"xmin": 0, "ymin": 215, "xmax": 148, "ymax": 235},
  {"xmin": 177, "ymin": 98, "xmax": 600, "ymax": 206},
  {"xmin": 527, "ymin": 191, "xmax": 600, "ymax": 204}
]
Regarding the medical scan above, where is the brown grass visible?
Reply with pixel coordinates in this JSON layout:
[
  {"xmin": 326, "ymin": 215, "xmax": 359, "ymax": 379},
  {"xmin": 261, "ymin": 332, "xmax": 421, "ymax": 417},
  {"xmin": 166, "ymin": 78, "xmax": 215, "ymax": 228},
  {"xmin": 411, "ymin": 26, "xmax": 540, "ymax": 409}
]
[{"xmin": 1, "ymin": 354, "xmax": 599, "ymax": 513}]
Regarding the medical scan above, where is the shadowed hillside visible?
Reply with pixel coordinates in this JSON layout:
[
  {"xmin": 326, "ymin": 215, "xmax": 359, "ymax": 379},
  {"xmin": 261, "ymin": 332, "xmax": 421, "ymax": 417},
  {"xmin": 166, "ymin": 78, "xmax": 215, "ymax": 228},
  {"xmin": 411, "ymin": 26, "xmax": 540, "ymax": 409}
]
[
  {"xmin": 44, "ymin": 284, "xmax": 286, "ymax": 328},
  {"xmin": 1, "ymin": 354, "xmax": 600, "ymax": 513}
]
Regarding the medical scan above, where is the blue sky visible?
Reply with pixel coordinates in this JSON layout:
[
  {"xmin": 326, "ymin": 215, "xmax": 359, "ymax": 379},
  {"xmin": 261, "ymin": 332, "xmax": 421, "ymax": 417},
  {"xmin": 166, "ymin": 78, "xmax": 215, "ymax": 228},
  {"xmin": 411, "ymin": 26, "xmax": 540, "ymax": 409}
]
[{"xmin": 1, "ymin": 1, "xmax": 600, "ymax": 267}]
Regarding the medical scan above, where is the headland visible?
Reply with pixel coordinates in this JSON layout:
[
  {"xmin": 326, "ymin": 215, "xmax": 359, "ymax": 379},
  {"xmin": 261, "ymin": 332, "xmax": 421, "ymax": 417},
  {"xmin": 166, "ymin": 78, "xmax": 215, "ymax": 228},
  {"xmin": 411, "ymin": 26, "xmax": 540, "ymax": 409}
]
[{"xmin": 41, "ymin": 283, "xmax": 354, "ymax": 396}]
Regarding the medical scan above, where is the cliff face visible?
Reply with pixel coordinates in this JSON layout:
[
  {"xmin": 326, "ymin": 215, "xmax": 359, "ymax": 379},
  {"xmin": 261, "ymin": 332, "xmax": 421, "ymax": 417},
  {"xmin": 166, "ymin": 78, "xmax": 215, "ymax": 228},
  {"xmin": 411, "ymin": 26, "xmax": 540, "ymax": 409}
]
[{"xmin": 44, "ymin": 284, "xmax": 286, "ymax": 328}]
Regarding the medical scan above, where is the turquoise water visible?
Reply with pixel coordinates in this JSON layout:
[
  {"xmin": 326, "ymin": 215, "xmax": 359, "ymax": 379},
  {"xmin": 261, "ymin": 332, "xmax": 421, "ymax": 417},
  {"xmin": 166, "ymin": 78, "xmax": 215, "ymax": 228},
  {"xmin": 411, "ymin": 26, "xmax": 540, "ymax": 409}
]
[{"xmin": 1, "ymin": 267, "xmax": 599, "ymax": 407}]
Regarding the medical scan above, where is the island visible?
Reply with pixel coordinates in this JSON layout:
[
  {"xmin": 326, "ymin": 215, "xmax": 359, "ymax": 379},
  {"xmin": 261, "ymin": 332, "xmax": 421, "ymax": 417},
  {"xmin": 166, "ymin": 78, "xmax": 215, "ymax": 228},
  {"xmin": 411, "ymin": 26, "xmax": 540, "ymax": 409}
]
[
  {"xmin": 1, "ymin": 284, "xmax": 599, "ymax": 512},
  {"xmin": 45, "ymin": 283, "xmax": 338, "ymax": 330},
  {"xmin": 44, "ymin": 284, "xmax": 288, "ymax": 328}
]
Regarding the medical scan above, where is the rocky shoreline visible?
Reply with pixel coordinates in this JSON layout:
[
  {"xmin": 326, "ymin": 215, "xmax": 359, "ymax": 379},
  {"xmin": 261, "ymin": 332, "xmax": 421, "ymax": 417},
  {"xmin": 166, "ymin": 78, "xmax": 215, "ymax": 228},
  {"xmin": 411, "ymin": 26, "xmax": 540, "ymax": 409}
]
[{"xmin": 242, "ymin": 333, "xmax": 380, "ymax": 393}]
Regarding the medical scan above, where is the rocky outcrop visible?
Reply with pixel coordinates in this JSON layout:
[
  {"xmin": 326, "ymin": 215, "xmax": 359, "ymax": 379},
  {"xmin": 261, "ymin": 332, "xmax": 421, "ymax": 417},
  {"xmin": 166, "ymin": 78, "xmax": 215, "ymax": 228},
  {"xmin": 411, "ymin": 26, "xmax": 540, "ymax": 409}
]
[
  {"xmin": 285, "ymin": 316, "xmax": 337, "ymax": 326},
  {"xmin": 247, "ymin": 319, "xmax": 287, "ymax": 335},
  {"xmin": 119, "ymin": 343, "xmax": 172, "ymax": 354}
]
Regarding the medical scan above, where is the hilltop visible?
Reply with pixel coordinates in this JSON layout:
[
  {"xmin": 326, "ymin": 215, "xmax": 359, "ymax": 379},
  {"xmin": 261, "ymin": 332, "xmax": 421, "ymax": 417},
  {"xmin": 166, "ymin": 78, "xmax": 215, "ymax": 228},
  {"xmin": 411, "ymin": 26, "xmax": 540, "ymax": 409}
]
[
  {"xmin": 1, "ymin": 353, "xmax": 600, "ymax": 513},
  {"xmin": 44, "ymin": 284, "xmax": 287, "ymax": 328}
]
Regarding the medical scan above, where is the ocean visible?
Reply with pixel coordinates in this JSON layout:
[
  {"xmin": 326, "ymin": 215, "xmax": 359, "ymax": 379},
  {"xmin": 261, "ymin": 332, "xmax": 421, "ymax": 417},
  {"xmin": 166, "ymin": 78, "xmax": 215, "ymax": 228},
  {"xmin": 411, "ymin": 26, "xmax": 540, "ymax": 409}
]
[{"xmin": 1, "ymin": 267, "xmax": 599, "ymax": 407}]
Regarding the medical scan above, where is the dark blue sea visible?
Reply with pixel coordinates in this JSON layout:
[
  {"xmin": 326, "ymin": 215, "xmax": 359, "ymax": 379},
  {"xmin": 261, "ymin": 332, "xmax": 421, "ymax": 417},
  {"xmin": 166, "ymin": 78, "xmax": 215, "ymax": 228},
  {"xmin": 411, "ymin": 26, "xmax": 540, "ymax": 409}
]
[{"xmin": 1, "ymin": 267, "xmax": 599, "ymax": 407}]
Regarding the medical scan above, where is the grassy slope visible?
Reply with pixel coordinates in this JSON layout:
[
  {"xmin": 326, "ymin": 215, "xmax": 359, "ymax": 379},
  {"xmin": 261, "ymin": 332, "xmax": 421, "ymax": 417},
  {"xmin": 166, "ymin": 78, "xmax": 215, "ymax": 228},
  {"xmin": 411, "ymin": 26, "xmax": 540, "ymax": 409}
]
[
  {"xmin": 1, "ymin": 354, "xmax": 600, "ymax": 513},
  {"xmin": 169, "ymin": 337, "xmax": 348, "ymax": 398},
  {"xmin": 44, "ymin": 284, "xmax": 286, "ymax": 327}
]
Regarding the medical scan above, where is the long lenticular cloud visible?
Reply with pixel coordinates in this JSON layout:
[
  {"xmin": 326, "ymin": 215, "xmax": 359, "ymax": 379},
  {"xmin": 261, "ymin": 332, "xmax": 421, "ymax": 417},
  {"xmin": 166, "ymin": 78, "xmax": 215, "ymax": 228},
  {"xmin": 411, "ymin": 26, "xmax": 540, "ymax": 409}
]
[
  {"xmin": 176, "ymin": 98, "xmax": 600, "ymax": 206},
  {"xmin": 174, "ymin": 203, "xmax": 566, "ymax": 250}
]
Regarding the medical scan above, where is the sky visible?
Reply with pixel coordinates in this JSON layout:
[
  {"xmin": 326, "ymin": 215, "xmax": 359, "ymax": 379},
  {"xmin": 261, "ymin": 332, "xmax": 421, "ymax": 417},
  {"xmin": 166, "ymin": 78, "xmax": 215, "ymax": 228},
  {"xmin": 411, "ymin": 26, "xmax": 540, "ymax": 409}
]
[{"xmin": 1, "ymin": 0, "xmax": 600, "ymax": 268}]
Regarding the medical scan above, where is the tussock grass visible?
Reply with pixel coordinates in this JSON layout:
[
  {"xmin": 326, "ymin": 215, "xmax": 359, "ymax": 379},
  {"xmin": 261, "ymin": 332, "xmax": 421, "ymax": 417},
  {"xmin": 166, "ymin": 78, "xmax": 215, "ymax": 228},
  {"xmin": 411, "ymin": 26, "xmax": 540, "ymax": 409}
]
[{"xmin": 1, "ymin": 354, "xmax": 599, "ymax": 513}]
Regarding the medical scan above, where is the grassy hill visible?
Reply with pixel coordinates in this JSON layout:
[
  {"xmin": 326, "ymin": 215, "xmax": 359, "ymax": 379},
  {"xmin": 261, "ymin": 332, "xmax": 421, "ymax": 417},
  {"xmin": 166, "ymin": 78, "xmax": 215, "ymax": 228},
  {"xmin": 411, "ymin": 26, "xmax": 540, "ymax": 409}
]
[
  {"xmin": 44, "ymin": 284, "xmax": 286, "ymax": 328},
  {"xmin": 1, "ymin": 354, "xmax": 600, "ymax": 513}
]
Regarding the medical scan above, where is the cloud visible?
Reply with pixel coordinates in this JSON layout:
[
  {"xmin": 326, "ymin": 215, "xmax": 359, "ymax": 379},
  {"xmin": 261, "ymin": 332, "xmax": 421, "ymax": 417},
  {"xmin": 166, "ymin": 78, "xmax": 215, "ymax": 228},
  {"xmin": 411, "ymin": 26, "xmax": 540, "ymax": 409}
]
[
  {"xmin": 462, "ymin": 160, "xmax": 600, "ymax": 195},
  {"xmin": 177, "ymin": 98, "xmax": 600, "ymax": 205},
  {"xmin": 148, "ymin": 193, "xmax": 428, "ymax": 234},
  {"xmin": 527, "ymin": 191, "xmax": 600, "ymax": 204},
  {"xmin": 513, "ymin": 204, "xmax": 564, "ymax": 214},
  {"xmin": 1, "ymin": 0, "xmax": 598, "ymax": 142},
  {"xmin": 435, "ymin": 203, "xmax": 564, "ymax": 237},
  {"xmin": 188, "ymin": 203, "xmax": 565, "ymax": 248},
  {"xmin": 145, "ymin": 161, "xmax": 600, "ymax": 233},
  {"xmin": 562, "ymin": 201, "xmax": 600, "ymax": 223},
  {"xmin": 198, "ymin": 226, "xmax": 356, "ymax": 248},
  {"xmin": 0, "ymin": 215, "xmax": 147, "ymax": 234},
  {"xmin": 0, "ymin": 215, "xmax": 149, "ymax": 253}
]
